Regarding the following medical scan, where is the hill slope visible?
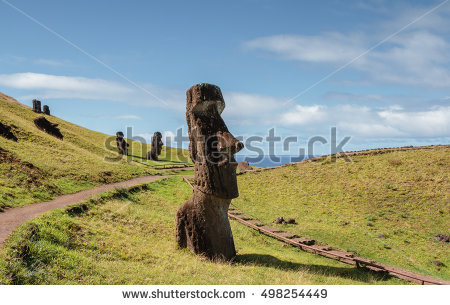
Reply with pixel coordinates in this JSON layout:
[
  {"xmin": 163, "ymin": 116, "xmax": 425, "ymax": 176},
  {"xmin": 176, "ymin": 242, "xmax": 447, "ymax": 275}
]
[
  {"xmin": 233, "ymin": 146, "xmax": 449, "ymax": 280},
  {"xmin": 0, "ymin": 92, "xmax": 191, "ymax": 209},
  {"xmin": 0, "ymin": 177, "xmax": 402, "ymax": 284}
]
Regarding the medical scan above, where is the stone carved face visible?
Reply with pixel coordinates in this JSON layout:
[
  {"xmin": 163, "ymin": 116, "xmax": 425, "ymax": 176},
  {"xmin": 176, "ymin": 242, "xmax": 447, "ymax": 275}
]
[
  {"xmin": 152, "ymin": 132, "xmax": 163, "ymax": 155},
  {"xmin": 186, "ymin": 84, "xmax": 243, "ymax": 199}
]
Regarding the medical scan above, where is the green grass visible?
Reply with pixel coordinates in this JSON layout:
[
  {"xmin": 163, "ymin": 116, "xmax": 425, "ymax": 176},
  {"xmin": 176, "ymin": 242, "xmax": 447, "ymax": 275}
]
[
  {"xmin": 233, "ymin": 146, "xmax": 450, "ymax": 280},
  {"xmin": 0, "ymin": 92, "xmax": 192, "ymax": 209},
  {"xmin": 0, "ymin": 177, "xmax": 403, "ymax": 284}
]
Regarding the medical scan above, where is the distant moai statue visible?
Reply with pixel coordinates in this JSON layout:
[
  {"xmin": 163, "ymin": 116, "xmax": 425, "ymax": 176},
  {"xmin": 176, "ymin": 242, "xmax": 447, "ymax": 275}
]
[
  {"xmin": 33, "ymin": 116, "xmax": 63, "ymax": 140},
  {"xmin": 116, "ymin": 131, "xmax": 129, "ymax": 155},
  {"xmin": 43, "ymin": 105, "xmax": 50, "ymax": 115},
  {"xmin": 237, "ymin": 161, "xmax": 253, "ymax": 172},
  {"xmin": 0, "ymin": 121, "xmax": 18, "ymax": 141},
  {"xmin": 147, "ymin": 131, "xmax": 164, "ymax": 161},
  {"xmin": 176, "ymin": 83, "xmax": 244, "ymax": 260},
  {"xmin": 32, "ymin": 99, "xmax": 42, "ymax": 113}
]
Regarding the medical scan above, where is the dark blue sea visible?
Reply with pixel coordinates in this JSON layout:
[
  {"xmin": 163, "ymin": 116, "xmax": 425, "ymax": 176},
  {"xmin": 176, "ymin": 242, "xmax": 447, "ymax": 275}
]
[{"xmin": 235, "ymin": 155, "xmax": 317, "ymax": 168}]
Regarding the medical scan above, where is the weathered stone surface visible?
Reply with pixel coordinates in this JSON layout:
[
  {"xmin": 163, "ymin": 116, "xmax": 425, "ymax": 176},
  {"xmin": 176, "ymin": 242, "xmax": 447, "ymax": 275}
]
[
  {"xmin": 274, "ymin": 217, "xmax": 285, "ymax": 224},
  {"xmin": 237, "ymin": 161, "xmax": 253, "ymax": 172},
  {"xmin": 147, "ymin": 131, "xmax": 163, "ymax": 160},
  {"xmin": 32, "ymin": 99, "xmax": 41, "ymax": 113},
  {"xmin": 285, "ymin": 217, "xmax": 296, "ymax": 224},
  {"xmin": 0, "ymin": 121, "xmax": 17, "ymax": 141},
  {"xmin": 43, "ymin": 105, "xmax": 50, "ymax": 115},
  {"xmin": 432, "ymin": 260, "xmax": 445, "ymax": 267},
  {"xmin": 33, "ymin": 116, "xmax": 63, "ymax": 140},
  {"xmin": 433, "ymin": 234, "xmax": 450, "ymax": 242},
  {"xmin": 274, "ymin": 217, "xmax": 296, "ymax": 224},
  {"xmin": 116, "ymin": 131, "xmax": 129, "ymax": 155},
  {"xmin": 176, "ymin": 83, "xmax": 244, "ymax": 260}
]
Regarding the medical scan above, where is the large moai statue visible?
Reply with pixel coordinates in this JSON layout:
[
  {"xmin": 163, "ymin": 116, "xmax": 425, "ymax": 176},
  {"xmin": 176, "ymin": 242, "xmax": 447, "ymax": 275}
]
[
  {"xmin": 32, "ymin": 99, "xmax": 41, "ymax": 113},
  {"xmin": 147, "ymin": 131, "xmax": 164, "ymax": 161},
  {"xmin": 116, "ymin": 131, "xmax": 129, "ymax": 155},
  {"xmin": 43, "ymin": 105, "xmax": 50, "ymax": 115},
  {"xmin": 176, "ymin": 83, "xmax": 244, "ymax": 260}
]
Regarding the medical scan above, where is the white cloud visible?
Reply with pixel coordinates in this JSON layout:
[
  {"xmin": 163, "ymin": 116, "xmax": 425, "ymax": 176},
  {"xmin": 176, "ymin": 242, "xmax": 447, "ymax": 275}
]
[
  {"xmin": 378, "ymin": 2, "xmax": 450, "ymax": 34},
  {"xmin": 163, "ymin": 131, "xmax": 176, "ymax": 144},
  {"xmin": 280, "ymin": 105, "xmax": 328, "ymax": 125},
  {"xmin": 245, "ymin": 29, "xmax": 450, "ymax": 88},
  {"xmin": 33, "ymin": 59, "xmax": 67, "ymax": 66},
  {"xmin": 135, "ymin": 133, "xmax": 153, "ymax": 144},
  {"xmin": 0, "ymin": 72, "xmax": 133, "ymax": 101},
  {"xmin": 245, "ymin": 33, "xmax": 365, "ymax": 63},
  {"xmin": 338, "ymin": 122, "xmax": 405, "ymax": 137},
  {"xmin": 0, "ymin": 73, "xmax": 284, "ymax": 123},
  {"xmin": 135, "ymin": 131, "xmax": 176, "ymax": 146},
  {"xmin": 377, "ymin": 106, "xmax": 450, "ymax": 137},
  {"xmin": 279, "ymin": 104, "xmax": 450, "ymax": 138},
  {"xmin": 1, "ymin": 73, "xmax": 447, "ymax": 140},
  {"xmin": 0, "ymin": 72, "xmax": 179, "ymax": 108},
  {"xmin": 111, "ymin": 115, "xmax": 142, "ymax": 120},
  {"xmin": 222, "ymin": 92, "xmax": 282, "ymax": 125},
  {"xmin": 323, "ymin": 91, "xmax": 387, "ymax": 103},
  {"xmin": 360, "ymin": 31, "xmax": 450, "ymax": 88}
]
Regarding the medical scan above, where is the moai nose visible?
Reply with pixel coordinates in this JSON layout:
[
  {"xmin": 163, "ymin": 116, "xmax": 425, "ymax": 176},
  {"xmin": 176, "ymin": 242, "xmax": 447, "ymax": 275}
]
[{"xmin": 235, "ymin": 141, "xmax": 244, "ymax": 153}]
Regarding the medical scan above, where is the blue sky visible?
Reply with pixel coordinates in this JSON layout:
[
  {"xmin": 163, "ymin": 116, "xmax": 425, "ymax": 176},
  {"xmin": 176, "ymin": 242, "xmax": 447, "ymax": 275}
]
[{"xmin": 0, "ymin": 0, "xmax": 449, "ymax": 156}]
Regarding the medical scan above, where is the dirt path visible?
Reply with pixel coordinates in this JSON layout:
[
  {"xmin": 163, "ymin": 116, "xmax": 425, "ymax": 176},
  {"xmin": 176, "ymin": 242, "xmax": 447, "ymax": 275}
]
[{"xmin": 0, "ymin": 174, "xmax": 192, "ymax": 247}]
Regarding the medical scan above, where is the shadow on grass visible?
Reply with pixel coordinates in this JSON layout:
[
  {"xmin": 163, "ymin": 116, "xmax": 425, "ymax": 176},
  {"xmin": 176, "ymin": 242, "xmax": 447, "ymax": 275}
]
[
  {"xmin": 235, "ymin": 254, "xmax": 393, "ymax": 283},
  {"xmin": 129, "ymin": 155, "xmax": 190, "ymax": 168},
  {"xmin": 129, "ymin": 154, "xmax": 148, "ymax": 161}
]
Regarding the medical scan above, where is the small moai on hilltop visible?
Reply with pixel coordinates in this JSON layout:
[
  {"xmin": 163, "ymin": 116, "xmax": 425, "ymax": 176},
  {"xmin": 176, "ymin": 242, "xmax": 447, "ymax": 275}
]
[
  {"xmin": 147, "ymin": 131, "xmax": 164, "ymax": 161},
  {"xmin": 43, "ymin": 105, "xmax": 51, "ymax": 115},
  {"xmin": 176, "ymin": 83, "xmax": 244, "ymax": 261},
  {"xmin": 33, "ymin": 116, "xmax": 63, "ymax": 140},
  {"xmin": 116, "ymin": 131, "xmax": 129, "ymax": 155},
  {"xmin": 32, "ymin": 99, "xmax": 41, "ymax": 113}
]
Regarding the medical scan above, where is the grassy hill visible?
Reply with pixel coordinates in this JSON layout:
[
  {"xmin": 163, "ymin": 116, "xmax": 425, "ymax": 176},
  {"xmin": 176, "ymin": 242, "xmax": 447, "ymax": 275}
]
[
  {"xmin": 233, "ymin": 146, "xmax": 449, "ymax": 280},
  {"xmin": 0, "ymin": 92, "xmax": 192, "ymax": 210},
  {"xmin": 0, "ymin": 100, "xmax": 446, "ymax": 285},
  {"xmin": 0, "ymin": 177, "xmax": 403, "ymax": 284}
]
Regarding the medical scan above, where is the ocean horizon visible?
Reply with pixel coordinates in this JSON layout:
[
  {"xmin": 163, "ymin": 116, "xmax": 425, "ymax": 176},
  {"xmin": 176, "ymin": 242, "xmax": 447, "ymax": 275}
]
[{"xmin": 235, "ymin": 155, "xmax": 317, "ymax": 168}]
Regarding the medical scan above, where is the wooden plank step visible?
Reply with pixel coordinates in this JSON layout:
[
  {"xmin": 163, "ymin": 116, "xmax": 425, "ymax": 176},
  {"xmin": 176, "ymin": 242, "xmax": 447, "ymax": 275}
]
[
  {"xmin": 257, "ymin": 226, "xmax": 284, "ymax": 233},
  {"xmin": 246, "ymin": 220, "xmax": 264, "ymax": 226},
  {"xmin": 239, "ymin": 216, "xmax": 254, "ymax": 220},
  {"xmin": 228, "ymin": 210, "xmax": 242, "ymax": 214},
  {"xmin": 354, "ymin": 257, "xmax": 377, "ymax": 265},
  {"xmin": 276, "ymin": 232, "xmax": 299, "ymax": 239},
  {"xmin": 309, "ymin": 245, "xmax": 333, "ymax": 252},
  {"xmin": 290, "ymin": 237, "xmax": 316, "ymax": 245},
  {"xmin": 327, "ymin": 250, "xmax": 355, "ymax": 258}
]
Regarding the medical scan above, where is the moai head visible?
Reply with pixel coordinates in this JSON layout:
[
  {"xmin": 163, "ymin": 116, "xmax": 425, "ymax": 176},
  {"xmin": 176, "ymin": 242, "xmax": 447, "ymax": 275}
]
[
  {"xmin": 43, "ymin": 105, "xmax": 50, "ymax": 115},
  {"xmin": 116, "ymin": 131, "xmax": 128, "ymax": 155},
  {"xmin": 152, "ymin": 131, "xmax": 164, "ymax": 155},
  {"xmin": 186, "ymin": 83, "xmax": 244, "ymax": 199},
  {"xmin": 32, "ymin": 99, "xmax": 42, "ymax": 113}
]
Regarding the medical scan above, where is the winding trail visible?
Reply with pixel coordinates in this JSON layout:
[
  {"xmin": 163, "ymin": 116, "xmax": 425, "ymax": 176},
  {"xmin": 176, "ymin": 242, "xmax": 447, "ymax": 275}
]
[{"xmin": 0, "ymin": 171, "xmax": 193, "ymax": 247}]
